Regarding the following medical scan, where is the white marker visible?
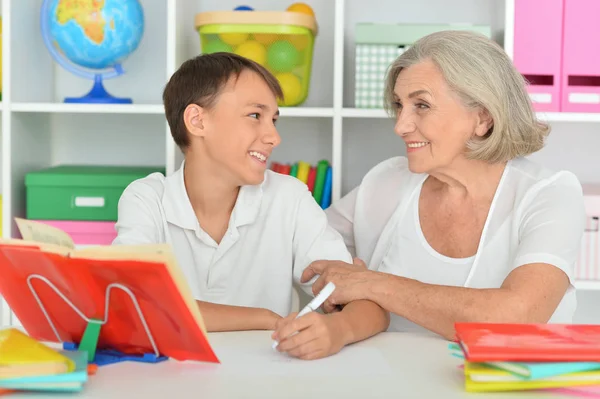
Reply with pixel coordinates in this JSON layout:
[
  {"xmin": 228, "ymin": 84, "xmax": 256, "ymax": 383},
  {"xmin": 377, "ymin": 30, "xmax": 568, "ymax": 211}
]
[{"xmin": 272, "ymin": 282, "xmax": 336, "ymax": 349}]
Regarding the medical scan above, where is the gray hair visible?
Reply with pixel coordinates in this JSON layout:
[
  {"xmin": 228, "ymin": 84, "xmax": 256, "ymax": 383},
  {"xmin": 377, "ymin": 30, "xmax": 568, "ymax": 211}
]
[{"xmin": 384, "ymin": 30, "xmax": 549, "ymax": 163}]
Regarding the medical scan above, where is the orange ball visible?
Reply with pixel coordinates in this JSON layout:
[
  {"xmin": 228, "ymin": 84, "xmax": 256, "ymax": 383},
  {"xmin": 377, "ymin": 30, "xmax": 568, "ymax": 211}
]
[{"xmin": 286, "ymin": 2, "xmax": 315, "ymax": 16}]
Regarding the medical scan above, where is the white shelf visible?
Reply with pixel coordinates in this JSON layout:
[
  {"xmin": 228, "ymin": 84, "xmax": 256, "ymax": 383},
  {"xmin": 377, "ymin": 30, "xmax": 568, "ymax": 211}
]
[
  {"xmin": 574, "ymin": 280, "xmax": 600, "ymax": 291},
  {"xmin": 537, "ymin": 112, "xmax": 600, "ymax": 123},
  {"xmin": 342, "ymin": 108, "xmax": 389, "ymax": 118},
  {"xmin": 10, "ymin": 103, "xmax": 165, "ymax": 114},
  {"xmin": 7, "ymin": 103, "xmax": 334, "ymax": 118},
  {"xmin": 342, "ymin": 108, "xmax": 600, "ymax": 123},
  {"xmin": 279, "ymin": 107, "xmax": 334, "ymax": 118}
]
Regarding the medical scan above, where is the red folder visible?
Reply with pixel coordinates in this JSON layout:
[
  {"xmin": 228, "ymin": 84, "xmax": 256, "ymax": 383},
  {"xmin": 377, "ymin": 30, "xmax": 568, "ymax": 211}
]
[{"xmin": 0, "ymin": 237, "xmax": 219, "ymax": 363}]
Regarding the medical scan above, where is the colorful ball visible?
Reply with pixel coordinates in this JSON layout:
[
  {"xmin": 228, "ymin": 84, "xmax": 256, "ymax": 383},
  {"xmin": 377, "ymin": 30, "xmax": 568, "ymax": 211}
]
[
  {"xmin": 219, "ymin": 32, "xmax": 249, "ymax": 46},
  {"xmin": 234, "ymin": 5, "xmax": 253, "ymax": 10},
  {"xmin": 267, "ymin": 40, "xmax": 300, "ymax": 73},
  {"xmin": 286, "ymin": 3, "xmax": 315, "ymax": 16},
  {"xmin": 287, "ymin": 34, "xmax": 309, "ymax": 51},
  {"xmin": 276, "ymin": 72, "xmax": 303, "ymax": 106},
  {"xmin": 253, "ymin": 33, "xmax": 278, "ymax": 45},
  {"xmin": 203, "ymin": 40, "xmax": 233, "ymax": 54},
  {"xmin": 234, "ymin": 40, "xmax": 267, "ymax": 65}
]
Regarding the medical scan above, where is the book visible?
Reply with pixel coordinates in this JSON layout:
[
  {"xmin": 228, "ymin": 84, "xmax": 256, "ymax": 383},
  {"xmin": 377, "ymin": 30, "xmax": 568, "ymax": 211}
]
[
  {"xmin": 0, "ymin": 328, "xmax": 75, "ymax": 379},
  {"xmin": 296, "ymin": 161, "xmax": 311, "ymax": 184},
  {"xmin": 464, "ymin": 361, "xmax": 600, "ymax": 392},
  {"xmin": 0, "ymin": 350, "xmax": 88, "ymax": 392},
  {"xmin": 455, "ymin": 322, "xmax": 600, "ymax": 362},
  {"xmin": 487, "ymin": 360, "xmax": 600, "ymax": 380},
  {"xmin": 312, "ymin": 160, "xmax": 329, "ymax": 204},
  {"xmin": 320, "ymin": 166, "xmax": 333, "ymax": 209},
  {"xmin": 307, "ymin": 166, "xmax": 316, "ymax": 193},
  {"xmin": 448, "ymin": 343, "xmax": 600, "ymax": 380},
  {"xmin": 0, "ymin": 218, "xmax": 219, "ymax": 363}
]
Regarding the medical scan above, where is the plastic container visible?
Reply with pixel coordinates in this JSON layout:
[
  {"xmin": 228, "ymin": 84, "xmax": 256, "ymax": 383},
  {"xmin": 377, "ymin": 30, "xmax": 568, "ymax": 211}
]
[
  {"xmin": 195, "ymin": 11, "xmax": 318, "ymax": 107},
  {"xmin": 354, "ymin": 23, "xmax": 491, "ymax": 109},
  {"xmin": 33, "ymin": 220, "xmax": 117, "ymax": 246},
  {"xmin": 25, "ymin": 165, "xmax": 165, "ymax": 221}
]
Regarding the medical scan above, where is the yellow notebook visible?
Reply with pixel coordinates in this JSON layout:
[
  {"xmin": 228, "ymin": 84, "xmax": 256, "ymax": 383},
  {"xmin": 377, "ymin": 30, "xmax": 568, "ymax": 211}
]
[
  {"xmin": 0, "ymin": 328, "xmax": 75, "ymax": 379},
  {"xmin": 464, "ymin": 361, "xmax": 600, "ymax": 392}
]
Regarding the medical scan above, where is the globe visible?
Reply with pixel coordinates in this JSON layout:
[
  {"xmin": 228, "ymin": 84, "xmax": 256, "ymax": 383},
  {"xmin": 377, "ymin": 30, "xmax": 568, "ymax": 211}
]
[{"xmin": 40, "ymin": 0, "xmax": 144, "ymax": 103}]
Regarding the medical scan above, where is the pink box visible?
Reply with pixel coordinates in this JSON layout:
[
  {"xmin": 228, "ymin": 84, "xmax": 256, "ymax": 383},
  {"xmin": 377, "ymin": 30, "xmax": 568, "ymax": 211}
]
[
  {"xmin": 562, "ymin": 0, "xmax": 600, "ymax": 112},
  {"xmin": 513, "ymin": 0, "xmax": 564, "ymax": 112},
  {"xmin": 34, "ymin": 220, "xmax": 117, "ymax": 246}
]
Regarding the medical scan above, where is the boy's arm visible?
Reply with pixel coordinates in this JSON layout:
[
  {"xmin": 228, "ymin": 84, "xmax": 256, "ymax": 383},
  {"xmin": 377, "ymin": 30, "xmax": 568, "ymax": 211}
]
[
  {"xmin": 197, "ymin": 301, "xmax": 281, "ymax": 332},
  {"xmin": 276, "ymin": 190, "xmax": 388, "ymax": 359}
]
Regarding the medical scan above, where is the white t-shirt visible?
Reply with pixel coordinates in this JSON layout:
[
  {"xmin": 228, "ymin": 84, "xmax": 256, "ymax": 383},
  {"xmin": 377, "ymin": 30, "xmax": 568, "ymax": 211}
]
[
  {"xmin": 326, "ymin": 156, "xmax": 586, "ymax": 332},
  {"xmin": 112, "ymin": 161, "xmax": 352, "ymax": 317}
]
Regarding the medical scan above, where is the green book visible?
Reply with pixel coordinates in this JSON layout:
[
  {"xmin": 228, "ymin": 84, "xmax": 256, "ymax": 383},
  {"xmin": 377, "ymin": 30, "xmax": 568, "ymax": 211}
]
[
  {"xmin": 290, "ymin": 162, "xmax": 299, "ymax": 178},
  {"xmin": 312, "ymin": 160, "xmax": 329, "ymax": 204}
]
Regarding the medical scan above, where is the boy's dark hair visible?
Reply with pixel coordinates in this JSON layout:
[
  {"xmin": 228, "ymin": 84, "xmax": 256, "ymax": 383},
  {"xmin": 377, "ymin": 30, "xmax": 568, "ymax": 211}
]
[{"xmin": 163, "ymin": 52, "xmax": 284, "ymax": 150}]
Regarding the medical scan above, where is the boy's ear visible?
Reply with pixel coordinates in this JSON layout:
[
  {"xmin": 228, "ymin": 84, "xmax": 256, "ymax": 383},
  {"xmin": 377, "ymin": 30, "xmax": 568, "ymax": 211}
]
[{"xmin": 183, "ymin": 104, "xmax": 206, "ymax": 138}]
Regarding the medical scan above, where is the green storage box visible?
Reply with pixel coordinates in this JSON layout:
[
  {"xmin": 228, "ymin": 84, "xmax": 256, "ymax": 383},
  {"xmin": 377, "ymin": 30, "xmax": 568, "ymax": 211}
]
[
  {"xmin": 354, "ymin": 23, "xmax": 492, "ymax": 109},
  {"xmin": 25, "ymin": 165, "xmax": 165, "ymax": 221}
]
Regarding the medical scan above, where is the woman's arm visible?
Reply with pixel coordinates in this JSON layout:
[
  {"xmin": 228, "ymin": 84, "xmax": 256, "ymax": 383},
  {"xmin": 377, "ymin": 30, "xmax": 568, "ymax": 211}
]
[
  {"xmin": 197, "ymin": 301, "xmax": 281, "ymax": 332},
  {"xmin": 364, "ymin": 263, "xmax": 568, "ymax": 340},
  {"xmin": 303, "ymin": 261, "xmax": 568, "ymax": 341}
]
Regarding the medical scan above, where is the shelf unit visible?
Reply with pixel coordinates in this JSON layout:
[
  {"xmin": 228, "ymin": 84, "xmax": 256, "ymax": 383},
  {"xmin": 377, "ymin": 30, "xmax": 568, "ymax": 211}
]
[{"xmin": 2, "ymin": 0, "xmax": 600, "ymax": 327}]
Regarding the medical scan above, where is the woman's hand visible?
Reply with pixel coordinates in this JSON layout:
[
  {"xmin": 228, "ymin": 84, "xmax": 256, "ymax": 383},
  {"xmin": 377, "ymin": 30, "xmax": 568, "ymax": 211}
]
[
  {"xmin": 301, "ymin": 258, "xmax": 375, "ymax": 311},
  {"xmin": 271, "ymin": 312, "xmax": 350, "ymax": 360}
]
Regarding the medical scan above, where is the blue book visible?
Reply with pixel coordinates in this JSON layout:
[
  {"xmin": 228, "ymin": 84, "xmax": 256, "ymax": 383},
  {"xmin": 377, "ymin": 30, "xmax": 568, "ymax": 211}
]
[
  {"xmin": 320, "ymin": 166, "xmax": 332, "ymax": 209},
  {"xmin": 485, "ymin": 360, "xmax": 600, "ymax": 380},
  {"xmin": 0, "ymin": 350, "xmax": 88, "ymax": 392}
]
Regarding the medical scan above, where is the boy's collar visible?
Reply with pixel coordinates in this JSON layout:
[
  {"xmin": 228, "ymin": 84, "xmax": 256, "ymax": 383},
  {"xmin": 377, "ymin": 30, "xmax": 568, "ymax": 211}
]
[{"xmin": 162, "ymin": 160, "xmax": 263, "ymax": 231}]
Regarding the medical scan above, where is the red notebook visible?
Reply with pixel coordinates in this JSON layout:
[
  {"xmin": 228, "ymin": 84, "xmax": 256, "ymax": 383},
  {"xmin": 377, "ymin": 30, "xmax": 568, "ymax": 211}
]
[
  {"xmin": 0, "ymin": 219, "xmax": 219, "ymax": 363},
  {"xmin": 455, "ymin": 322, "xmax": 600, "ymax": 362}
]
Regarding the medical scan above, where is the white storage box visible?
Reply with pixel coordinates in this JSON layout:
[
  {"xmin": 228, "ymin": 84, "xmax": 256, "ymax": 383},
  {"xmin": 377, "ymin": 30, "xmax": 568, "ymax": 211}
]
[{"xmin": 575, "ymin": 184, "xmax": 600, "ymax": 280}]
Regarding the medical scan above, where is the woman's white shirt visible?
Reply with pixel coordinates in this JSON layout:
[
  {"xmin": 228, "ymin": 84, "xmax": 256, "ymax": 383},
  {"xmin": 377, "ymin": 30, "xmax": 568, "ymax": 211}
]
[{"xmin": 326, "ymin": 156, "xmax": 586, "ymax": 332}]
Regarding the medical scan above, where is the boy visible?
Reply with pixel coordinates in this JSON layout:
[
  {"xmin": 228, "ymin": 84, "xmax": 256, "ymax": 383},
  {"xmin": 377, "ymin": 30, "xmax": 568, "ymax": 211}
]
[{"xmin": 113, "ymin": 52, "xmax": 388, "ymax": 360}]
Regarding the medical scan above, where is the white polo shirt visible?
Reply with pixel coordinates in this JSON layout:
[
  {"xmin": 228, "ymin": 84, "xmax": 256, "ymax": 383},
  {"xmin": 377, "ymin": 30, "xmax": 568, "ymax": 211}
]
[{"xmin": 112, "ymin": 162, "xmax": 352, "ymax": 317}]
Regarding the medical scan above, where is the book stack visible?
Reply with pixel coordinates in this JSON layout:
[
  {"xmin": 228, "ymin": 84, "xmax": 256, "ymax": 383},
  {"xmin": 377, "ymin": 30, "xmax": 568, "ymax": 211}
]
[
  {"xmin": 0, "ymin": 328, "xmax": 91, "ymax": 393},
  {"xmin": 270, "ymin": 160, "xmax": 332, "ymax": 209},
  {"xmin": 451, "ymin": 323, "xmax": 600, "ymax": 393}
]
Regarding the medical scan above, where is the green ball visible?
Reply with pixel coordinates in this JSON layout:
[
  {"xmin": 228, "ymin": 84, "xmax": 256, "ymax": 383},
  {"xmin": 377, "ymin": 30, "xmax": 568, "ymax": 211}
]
[
  {"xmin": 203, "ymin": 40, "xmax": 233, "ymax": 54},
  {"xmin": 267, "ymin": 40, "xmax": 300, "ymax": 73}
]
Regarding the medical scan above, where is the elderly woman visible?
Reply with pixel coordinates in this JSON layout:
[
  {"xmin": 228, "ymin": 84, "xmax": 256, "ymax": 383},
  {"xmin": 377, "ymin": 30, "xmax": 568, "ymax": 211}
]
[{"xmin": 273, "ymin": 30, "xmax": 586, "ymax": 349}]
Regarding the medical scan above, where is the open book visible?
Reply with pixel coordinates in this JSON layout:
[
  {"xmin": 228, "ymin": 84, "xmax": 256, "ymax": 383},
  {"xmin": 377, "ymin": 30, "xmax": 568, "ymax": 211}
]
[{"xmin": 0, "ymin": 218, "xmax": 218, "ymax": 363}]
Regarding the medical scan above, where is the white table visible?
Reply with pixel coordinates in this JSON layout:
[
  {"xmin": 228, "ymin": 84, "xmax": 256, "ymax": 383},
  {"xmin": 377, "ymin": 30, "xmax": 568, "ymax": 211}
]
[{"xmin": 18, "ymin": 331, "xmax": 577, "ymax": 398}]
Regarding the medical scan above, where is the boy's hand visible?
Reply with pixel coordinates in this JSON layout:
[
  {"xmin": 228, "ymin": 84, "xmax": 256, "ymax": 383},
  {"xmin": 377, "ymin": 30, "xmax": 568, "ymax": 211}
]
[
  {"xmin": 271, "ymin": 312, "xmax": 350, "ymax": 360},
  {"xmin": 265, "ymin": 309, "xmax": 282, "ymax": 331}
]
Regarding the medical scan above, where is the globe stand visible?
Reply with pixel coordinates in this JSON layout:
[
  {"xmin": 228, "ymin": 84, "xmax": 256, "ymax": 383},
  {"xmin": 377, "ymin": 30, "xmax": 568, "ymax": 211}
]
[{"xmin": 65, "ymin": 74, "xmax": 132, "ymax": 104}]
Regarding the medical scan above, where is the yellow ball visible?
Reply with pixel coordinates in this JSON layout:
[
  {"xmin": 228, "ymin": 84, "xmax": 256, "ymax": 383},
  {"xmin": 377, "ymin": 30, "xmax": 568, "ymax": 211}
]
[
  {"xmin": 234, "ymin": 40, "xmax": 267, "ymax": 65},
  {"xmin": 286, "ymin": 2, "xmax": 315, "ymax": 16},
  {"xmin": 253, "ymin": 33, "xmax": 278, "ymax": 45},
  {"xmin": 219, "ymin": 32, "xmax": 249, "ymax": 46},
  {"xmin": 276, "ymin": 72, "xmax": 303, "ymax": 106},
  {"xmin": 287, "ymin": 34, "xmax": 309, "ymax": 51}
]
